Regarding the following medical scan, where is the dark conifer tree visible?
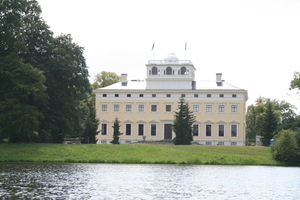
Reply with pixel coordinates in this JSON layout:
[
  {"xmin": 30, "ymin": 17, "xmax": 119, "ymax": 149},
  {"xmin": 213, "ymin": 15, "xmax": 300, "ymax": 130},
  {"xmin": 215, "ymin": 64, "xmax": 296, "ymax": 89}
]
[
  {"xmin": 110, "ymin": 118, "xmax": 122, "ymax": 144},
  {"xmin": 172, "ymin": 98, "xmax": 196, "ymax": 145},
  {"xmin": 261, "ymin": 99, "xmax": 278, "ymax": 146}
]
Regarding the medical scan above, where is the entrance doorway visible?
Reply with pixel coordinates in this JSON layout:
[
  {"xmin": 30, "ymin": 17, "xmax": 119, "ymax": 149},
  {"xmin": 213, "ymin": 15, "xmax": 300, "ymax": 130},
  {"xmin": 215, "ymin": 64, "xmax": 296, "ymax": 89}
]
[{"xmin": 164, "ymin": 124, "xmax": 172, "ymax": 140}]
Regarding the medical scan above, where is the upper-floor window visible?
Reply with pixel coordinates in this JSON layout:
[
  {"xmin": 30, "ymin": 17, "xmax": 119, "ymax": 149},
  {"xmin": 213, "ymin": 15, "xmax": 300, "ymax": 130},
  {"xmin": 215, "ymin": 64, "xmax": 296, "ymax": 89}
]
[
  {"xmin": 115, "ymin": 94, "xmax": 119, "ymax": 97},
  {"xmin": 138, "ymin": 104, "xmax": 144, "ymax": 112},
  {"xmin": 103, "ymin": 94, "xmax": 107, "ymax": 97},
  {"xmin": 206, "ymin": 105, "xmax": 212, "ymax": 112},
  {"xmin": 166, "ymin": 105, "xmax": 172, "ymax": 112},
  {"xmin": 220, "ymin": 94, "xmax": 224, "ymax": 98},
  {"xmin": 231, "ymin": 105, "xmax": 238, "ymax": 112},
  {"xmin": 126, "ymin": 104, "xmax": 132, "ymax": 112},
  {"xmin": 166, "ymin": 67, "xmax": 172, "ymax": 75},
  {"xmin": 139, "ymin": 94, "xmax": 144, "ymax": 97},
  {"xmin": 207, "ymin": 94, "xmax": 211, "ymax": 98},
  {"xmin": 114, "ymin": 104, "xmax": 119, "ymax": 112},
  {"xmin": 166, "ymin": 94, "xmax": 171, "ymax": 97},
  {"xmin": 180, "ymin": 67, "xmax": 187, "ymax": 75},
  {"xmin": 193, "ymin": 105, "xmax": 199, "ymax": 112},
  {"xmin": 232, "ymin": 94, "xmax": 237, "ymax": 98},
  {"xmin": 219, "ymin": 105, "xmax": 225, "ymax": 112},
  {"xmin": 151, "ymin": 67, "xmax": 158, "ymax": 75},
  {"xmin": 102, "ymin": 104, "xmax": 107, "ymax": 112},
  {"xmin": 151, "ymin": 105, "xmax": 157, "ymax": 112},
  {"xmin": 127, "ymin": 94, "xmax": 131, "ymax": 97}
]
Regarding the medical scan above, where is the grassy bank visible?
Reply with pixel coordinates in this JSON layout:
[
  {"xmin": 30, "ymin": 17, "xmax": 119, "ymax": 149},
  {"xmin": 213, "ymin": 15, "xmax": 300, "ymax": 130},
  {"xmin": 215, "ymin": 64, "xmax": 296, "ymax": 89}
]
[{"xmin": 0, "ymin": 143, "xmax": 281, "ymax": 165}]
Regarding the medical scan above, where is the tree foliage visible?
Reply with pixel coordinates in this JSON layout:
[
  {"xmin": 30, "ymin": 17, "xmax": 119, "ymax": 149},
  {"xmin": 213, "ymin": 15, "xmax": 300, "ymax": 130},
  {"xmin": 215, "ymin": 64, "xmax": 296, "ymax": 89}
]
[
  {"xmin": 290, "ymin": 71, "xmax": 300, "ymax": 92},
  {"xmin": 172, "ymin": 98, "xmax": 196, "ymax": 145},
  {"xmin": 246, "ymin": 97, "xmax": 297, "ymax": 145},
  {"xmin": 92, "ymin": 71, "xmax": 121, "ymax": 89},
  {"xmin": 271, "ymin": 129, "xmax": 300, "ymax": 165},
  {"xmin": 110, "ymin": 118, "xmax": 122, "ymax": 144},
  {"xmin": 0, "ymin": 0, "xmax": 93, "ymax": 143}
]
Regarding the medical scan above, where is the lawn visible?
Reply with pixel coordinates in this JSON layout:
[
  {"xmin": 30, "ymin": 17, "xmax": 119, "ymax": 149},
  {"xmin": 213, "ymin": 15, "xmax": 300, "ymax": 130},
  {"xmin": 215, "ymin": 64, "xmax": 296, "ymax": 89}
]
[{"xmin": 0, "ymin": 143, "xmax": 281, "ymax": 165}]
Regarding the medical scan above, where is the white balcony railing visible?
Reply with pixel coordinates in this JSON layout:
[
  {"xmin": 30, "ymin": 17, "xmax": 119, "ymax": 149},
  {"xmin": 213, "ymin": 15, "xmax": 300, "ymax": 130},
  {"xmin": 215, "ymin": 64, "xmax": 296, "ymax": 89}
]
[{"xmin": 148, "ymin": 60, "xmax": 192, "ymax": 65}]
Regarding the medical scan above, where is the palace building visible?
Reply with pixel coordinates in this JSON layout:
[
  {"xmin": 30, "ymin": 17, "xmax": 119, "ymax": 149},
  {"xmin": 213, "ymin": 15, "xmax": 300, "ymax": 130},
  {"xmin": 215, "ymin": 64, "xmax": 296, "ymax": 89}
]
[{"xmin": 94, "ymin": 53, "xmax": 248, "ymax": 145}]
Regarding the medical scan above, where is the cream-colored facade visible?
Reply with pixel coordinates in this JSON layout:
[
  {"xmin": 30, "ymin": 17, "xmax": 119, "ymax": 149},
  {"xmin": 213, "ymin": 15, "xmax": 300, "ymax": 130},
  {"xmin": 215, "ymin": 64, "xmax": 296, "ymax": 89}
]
[{"xmin": 94, "ymin": 53, "xmax": 248, "ymax": 145}]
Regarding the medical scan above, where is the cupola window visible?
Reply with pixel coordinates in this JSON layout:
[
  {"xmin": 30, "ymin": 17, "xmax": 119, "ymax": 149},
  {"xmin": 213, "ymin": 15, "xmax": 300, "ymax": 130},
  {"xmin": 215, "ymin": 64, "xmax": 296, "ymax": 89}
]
[
  {"xmin": 166, "ymin": 67, "xmax": 172, "ymax": 75},
  {"xmin": 180, "ymin": 67, "xmax": 187, "ymax": 75},
  {"xmin": 151, "ymin": 67, "xmax": 158, "ymax": 75}
]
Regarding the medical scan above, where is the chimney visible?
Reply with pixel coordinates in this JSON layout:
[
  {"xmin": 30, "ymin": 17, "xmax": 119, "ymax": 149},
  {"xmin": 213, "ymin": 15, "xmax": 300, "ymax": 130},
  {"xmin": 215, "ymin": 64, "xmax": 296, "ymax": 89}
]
[
  {"xmin": 216, "ymin": 73, "xmax": 223, "ymax": 86},
  {"xmin": 121, "ymin": 74, "xmax": 128, "ymax": 86}
]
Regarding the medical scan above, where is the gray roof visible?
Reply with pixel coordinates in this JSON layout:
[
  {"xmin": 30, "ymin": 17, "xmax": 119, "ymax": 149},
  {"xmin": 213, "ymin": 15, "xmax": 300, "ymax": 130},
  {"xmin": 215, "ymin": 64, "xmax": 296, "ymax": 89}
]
[{"xmin": 94, "ymin": 80, "xmax": 244, "ymax": 91}]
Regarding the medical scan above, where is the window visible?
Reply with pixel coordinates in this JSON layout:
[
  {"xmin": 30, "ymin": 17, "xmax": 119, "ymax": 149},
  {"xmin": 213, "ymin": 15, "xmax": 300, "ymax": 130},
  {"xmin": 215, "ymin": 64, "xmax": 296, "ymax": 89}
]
[
  {"xmin": 151, "ymin": 124, "xmax": 156, "ymax": 136},
  {"xmin": 206, "ymin": 105, "xmax": 212, "ymax": 112},
  {"xmin": 138, "ymin": 104, "xmax": 144, "ymax": 112},
  {"xmin": 151, "ymin": 67, "xmax": 158, "ymax": 75},
  {"xmin": 102, "ymin": 104, "xmax": 107, "ymax": 112},
  {"xmin": 218, "ymin": 142, "xmax": 224, "ymax": 146},
  {"xmin": 231, "ymin": 125, "xmax": 237, "ymax": 137},
  {"xmin": 166, "ymin": 67, "xmax": 172, "ymax": 75},
  {"xmin": 181, "ymin": 94, "xmax": 185, "ymax": 98},
  {"xmin": 180, "ymin": 67, "xmax": 187, "ymax": 75},
  {"xmin": 166, "ymin": 105, "xmax": 171, "ymax": 112},
  {"xmin": 206, "ymin": 141, "xmax": 212, "ymax": 145},
  {"xmin": 220, "ymin": 94, "xmax": 224, "ymax": 98},
  {"xmin": 193, "ymin": 105, "xmax": 199, "ymax": 112},
  {"xmin": 139, "ymin": 94, "xmax": 144, "ymax": 97},
  {"xmin": 232, "ymin": 94, "xmax": 237, "ymax": 98},
  {"xmin": 166, "ymin": 94, "xmax": 171, "ymax": 97},
  {"xmin": 152, "ymin": 94, "xmax": 156, "ymax": 97},
  {"xmin": 231, "ymin": 142, "xmax": 237, "ymax": 146},
  {"xmin": 114, "ymin": 104, "xmax": 119, "ymax": 112},
  {"xmin": 103, "ymin": 94, "xmax": 107, "ymax": 97},
  {"xmin": 193, "ymin": 124, "xmax": 199, "ymax": 136},
  {"xmin": 138, "ymin": 124, "xmax": 144, "ymax": 136},
  {"xmin": 151, "ymin": 105, "xmax": 157, "ymax": 112},
  {"xmin": 115, "ymin": 94, "xmax": 119, "ymax": 97},
  {"xmin": 218, "ymin": 124, "xmax": 225, "ymax": 137},
  {"xmin": 127, "ymin": 94, "xmax": 131, "ymax": 97},
  {"xmin": 126, "ymin": 104, "xmax": 132, "ymax": 112},
  {"xmin": 194, "ymin": 94, "xmax": 198, "ymax": 97},
  {"xmin": 101, "ymin": 124, "xmax": 107, "ymax": 135},
  {"xmin": 231, "ymin": 105, "xmax": 237, "ymax": 112},
  {"xmin": 125, "ymin": 124, "xmax": 131, "ymax": 136},
  {"xmin": 207, "ymin": 94, "xmax": 211, "ymax": 98},
  {"xmin": 219, "ymin": 105, "xmax": 225, "ymax": 112},
  {"xmin": 206, "ymin": 124, "xmax": 212, "ymax": 137}
]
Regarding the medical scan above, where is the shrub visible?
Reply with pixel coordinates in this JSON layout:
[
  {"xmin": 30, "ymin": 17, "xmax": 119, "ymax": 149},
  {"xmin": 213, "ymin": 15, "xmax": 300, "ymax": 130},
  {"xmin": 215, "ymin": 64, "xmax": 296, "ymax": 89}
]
[{"xmin": 271, "ymin": 129, "xmax": 300, "ymax": 165}]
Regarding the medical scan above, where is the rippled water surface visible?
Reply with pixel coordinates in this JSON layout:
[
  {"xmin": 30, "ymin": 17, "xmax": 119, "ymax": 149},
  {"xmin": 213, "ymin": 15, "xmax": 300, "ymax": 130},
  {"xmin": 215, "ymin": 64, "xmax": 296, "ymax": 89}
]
[{"xmin": 0, "ymin": 163, "xmax": 299, "ymax": 199}]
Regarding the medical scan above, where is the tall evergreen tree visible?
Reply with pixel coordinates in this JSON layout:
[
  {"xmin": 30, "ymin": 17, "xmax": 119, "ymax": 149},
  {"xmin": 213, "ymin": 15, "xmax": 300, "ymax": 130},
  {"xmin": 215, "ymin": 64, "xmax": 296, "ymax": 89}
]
[
  {"xmin": 261, "ymin": 99, "xmax": 278, "ymax": 146},
  {"xmin": 110, "ymin": 118, "xmax": 122, "ymax": 144},
  {"xmin": 172, "ymin": 98, "xmax": 195, "ymax": 145}
]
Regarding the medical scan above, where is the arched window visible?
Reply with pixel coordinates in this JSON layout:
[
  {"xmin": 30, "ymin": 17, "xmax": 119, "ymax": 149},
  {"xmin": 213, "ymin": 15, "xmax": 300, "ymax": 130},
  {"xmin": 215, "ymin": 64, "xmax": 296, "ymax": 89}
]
[
  {"xmin": 152, "ymin": 67, "xmax": 158, "ymax": 75},
  {"xmin": 166, "ymin": 67, "xmax": 172, "ymax": 75},
  {"xmin": 180, "ymin": 67, "xmax": 187, "ymax": 75}
]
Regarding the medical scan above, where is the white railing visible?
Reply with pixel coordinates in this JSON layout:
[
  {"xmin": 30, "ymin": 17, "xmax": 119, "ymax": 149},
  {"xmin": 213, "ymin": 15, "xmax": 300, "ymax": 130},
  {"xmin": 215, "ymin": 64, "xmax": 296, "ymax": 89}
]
[{"xmin": 148, "ymin": 60, "xmax": 192, "ymax": 65}]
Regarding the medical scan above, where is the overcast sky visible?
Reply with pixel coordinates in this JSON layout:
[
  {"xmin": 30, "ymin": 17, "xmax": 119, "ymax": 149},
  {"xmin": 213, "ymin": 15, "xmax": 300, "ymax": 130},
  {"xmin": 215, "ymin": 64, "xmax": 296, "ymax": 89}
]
[{"xmin": 38, "ymin": 0, "xmax": 300, "ymax": 112}]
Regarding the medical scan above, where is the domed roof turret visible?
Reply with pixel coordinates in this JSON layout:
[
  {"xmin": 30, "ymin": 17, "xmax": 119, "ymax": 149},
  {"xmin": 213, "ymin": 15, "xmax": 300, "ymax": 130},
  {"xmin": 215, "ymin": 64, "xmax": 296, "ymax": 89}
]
[{"xmin": 164, "ymin": 53, "xmax": 179, "ymax": 61}]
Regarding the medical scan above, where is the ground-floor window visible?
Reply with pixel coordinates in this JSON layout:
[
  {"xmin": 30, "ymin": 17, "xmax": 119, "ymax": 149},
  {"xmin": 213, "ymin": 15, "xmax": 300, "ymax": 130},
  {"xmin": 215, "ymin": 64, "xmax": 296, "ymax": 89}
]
[
  {"xmin": 218, "ymin": 124, "xmax": 225, "ymax": 137},
  {"xmin": 231, "ymin": 125, "xmax": 237, "ymax": 137},
  {"xmin": 193, "ymin": 124, "xmax": 199, "ymax": 136},
  {"xmin": 206, "ymin": 124, "xmax": 212, "ymax": 137},
  {"xmin": 101, "ymin": 124, "xmax": 107, "ymax": 135},
  {"xmin": 151, "ymin": 124, "xmax": 156, "ymax": 136},
  {"xmin": 125, "ymin": 124, "xmax": 131, "ymax": 136},
  {"xmin": 138, "ymin": 124, "xmax": 144, "ymax": 136}
]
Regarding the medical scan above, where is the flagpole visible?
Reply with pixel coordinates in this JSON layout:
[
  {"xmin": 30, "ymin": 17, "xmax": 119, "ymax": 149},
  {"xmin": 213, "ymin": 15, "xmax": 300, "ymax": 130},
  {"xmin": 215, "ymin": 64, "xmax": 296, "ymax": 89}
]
[
  {"xmin": 152, "ymin": 42, "xmax": 155, "ymax": 60},
  {"xmin": 185, "ymin": 42, "xmax": 187, "ymax": 60}
]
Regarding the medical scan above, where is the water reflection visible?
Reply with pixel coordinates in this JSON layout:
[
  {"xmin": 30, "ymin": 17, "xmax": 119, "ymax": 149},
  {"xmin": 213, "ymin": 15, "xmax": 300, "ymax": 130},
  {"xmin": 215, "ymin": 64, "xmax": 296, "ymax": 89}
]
[{"xmin": 0, "ymin": 163, "xmax": 299, "ymax": 199}]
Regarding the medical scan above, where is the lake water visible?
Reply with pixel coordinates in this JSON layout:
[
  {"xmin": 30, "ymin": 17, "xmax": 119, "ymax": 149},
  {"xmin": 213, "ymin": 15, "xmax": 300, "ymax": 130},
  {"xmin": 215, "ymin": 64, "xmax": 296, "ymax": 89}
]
[{"xmin": 0, "ymin": 163, "xmax": 299, "ymax": 199}]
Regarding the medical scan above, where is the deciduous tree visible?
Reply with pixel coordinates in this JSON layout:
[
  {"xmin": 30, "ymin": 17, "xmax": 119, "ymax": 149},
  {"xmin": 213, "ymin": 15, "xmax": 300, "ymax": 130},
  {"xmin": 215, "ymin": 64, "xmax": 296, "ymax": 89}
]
[{"xmin": 92, "ymin": 71, "xmax": 121, "ymax": 89}]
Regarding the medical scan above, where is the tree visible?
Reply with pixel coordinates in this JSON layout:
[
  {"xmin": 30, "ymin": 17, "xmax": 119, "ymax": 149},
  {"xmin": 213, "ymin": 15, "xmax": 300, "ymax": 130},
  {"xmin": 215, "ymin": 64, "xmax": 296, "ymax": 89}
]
[
  {"xmin": 39, "ymin": 34, "xmax": 91, "ymax": 143},
  {"xmin": 290, "ymin": 71, "xmax": 300, "ymax": 92},
  {"xmin": 246, "ymin": 97, "xmax": 297, "ymax": 145},
  {"xmin": 92, "ymin": 71, "xmax": 121, "ymax": 89},
  {"xmin": 271, "ymin": 129, "xmax": 300, "ymax": 165},
  {"xmin": 110, "ymin": 118, "xmax": 122, "ymax": 144},
  {"xmin": 80, "ymin": 94, "xmax": 100, "ymax": 144},
  {"xmin": 261, "ymin": 99, "xmax": 278, "ymax": 146},
  {"xmin": 0, "ymin": 0, "xmax": 51, "ymax": 142},
  {"xmin": 0, "ymin": 53, "xmax": 47, "ymax": 142},
  {"xmin": 172, "ymin": 98, "xmax": 196, "ymax": 145}
]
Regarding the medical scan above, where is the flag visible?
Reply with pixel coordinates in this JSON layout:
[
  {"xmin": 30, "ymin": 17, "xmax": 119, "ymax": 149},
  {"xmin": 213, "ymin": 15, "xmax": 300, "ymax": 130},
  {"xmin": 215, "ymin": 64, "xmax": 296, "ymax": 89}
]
[
  {"xmin": 152, "ymin": 42, "xmax": 155, "ymax": 51},
  {"xmin": 185, "ymin": 42, "xmax": 187, "ymax": 50}
]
